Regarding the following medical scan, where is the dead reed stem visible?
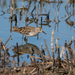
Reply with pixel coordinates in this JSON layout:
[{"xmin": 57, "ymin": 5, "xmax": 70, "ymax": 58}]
[
  {"xmin": 12, "ymin": 57, "xmax": 16, "ymax": 70},
  {"xmin": 74, "ymin": 40, "xmax": 75, "ymax": 63},
  {"xmin": 41, "ymin": 17, "xmax": 42, "ymax": 28},
  {"xmin": 58, "ymin": 48, "xmax": 61, "ymax": 69},
  {"xmin": 72, "ymin": 37, "xmax": 75, "ymax": 63},
  {"xmin": 12, "ymin": 0, "xmax": 14, "ymax": 6},
  {"xmin": 10, "ymin": 7, "xmax": 13, "ymax": 17},
  {"xmin": 0, "ymin": 48, "xmax": 1, "ymax": 60},
  {"xmin": 30, "ymin": 68, "xmax": 36, "ymax": 74},
  {"xmin": 4, "ymin": 35, "xmax": 11, "ymax": 46},
  {"xmin": 44, "ymin": 39, "xmax": 51, "ymax": 59},
  {"xmin": 60, "ymin": 47, "xmax": 66, "ymax": 60},
  {"xmin": 51, "ymin": 30, "xmax": 55, "ymax": 73},
  {"xmin": 66, "ymin": 49, "xmax": 69, "ymax": 69},
  {"xmin": 56, "ymin": 38, "xmax": 58, "ymax": 52},
  {"xmin": 16, "ymin": 43, "xmax": 19, "ymax": 67}
]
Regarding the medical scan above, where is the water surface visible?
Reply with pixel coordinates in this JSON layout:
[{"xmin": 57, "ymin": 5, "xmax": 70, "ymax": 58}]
[{"xmin": 0, "ymin": 0, "xmax": 75, "ymax": 64}]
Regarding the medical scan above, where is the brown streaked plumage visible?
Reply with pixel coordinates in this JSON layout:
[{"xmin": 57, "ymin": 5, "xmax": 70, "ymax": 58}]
[{"xmin": 13, "ymin": 26, "xmax": 46, "ymax": 37}]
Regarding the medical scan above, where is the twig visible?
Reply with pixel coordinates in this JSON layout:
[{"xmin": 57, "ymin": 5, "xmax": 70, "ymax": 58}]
[
  {"xmin": 29, "ymin": 68, "xmax": 36, "ymax": 74},
  {"xmin": 31, "ymin": 71, "xmax": 38, "ymax": 75},
  {"xmin": 65, "ymin": 15, "xmax": 72, "ymax": 21},
  {"xmin": 4, "ymin": 35, "xmax": 11, "ymax": 46},
  {"xmin": 29, "ymin": 55, "xmax": 48, "ymax": 60}
]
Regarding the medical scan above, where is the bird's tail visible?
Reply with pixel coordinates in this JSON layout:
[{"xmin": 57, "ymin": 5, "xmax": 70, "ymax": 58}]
[{"xmin": 13, "ymin": 27, "xmax": 19, "ymax": 32}]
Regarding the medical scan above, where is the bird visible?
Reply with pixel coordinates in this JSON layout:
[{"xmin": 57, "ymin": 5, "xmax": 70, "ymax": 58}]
[{"xmin": 13, "ymin": 26, "xmax": 46, "ymax": 42}]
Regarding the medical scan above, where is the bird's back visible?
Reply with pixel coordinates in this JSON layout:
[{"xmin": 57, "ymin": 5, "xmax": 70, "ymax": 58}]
[{"xmin": 13, "ymin": 26, "xmax": 36, "ymax": 35}]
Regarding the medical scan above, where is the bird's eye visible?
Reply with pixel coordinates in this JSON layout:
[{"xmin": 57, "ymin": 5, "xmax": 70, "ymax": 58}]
[{"xmin": 40, "ymin": 29, "xmax": 41, "ymax": 31}]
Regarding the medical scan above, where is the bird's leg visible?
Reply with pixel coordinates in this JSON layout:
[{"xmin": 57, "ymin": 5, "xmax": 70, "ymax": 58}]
[
  {"xmin": 22, "ymin": 34, "xmax": 24, "ymax": 45},
  {"xmin": 24, "ymin": 36, "xmax": 28, "ymax": 43},
  {"xmin": 37, "ymin": 34, "xmax": 39, "ymax": 40}
]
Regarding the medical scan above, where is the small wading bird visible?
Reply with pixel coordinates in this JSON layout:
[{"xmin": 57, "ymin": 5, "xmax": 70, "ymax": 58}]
[{"xmin": 13, "ymin": 26, "xmax": 46, "ymax": 42}]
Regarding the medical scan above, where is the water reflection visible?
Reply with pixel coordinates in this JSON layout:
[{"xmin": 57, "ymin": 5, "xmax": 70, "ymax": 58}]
[
  {"xmin": 65, "ymin": 15, "xmax": 75, "ymax": 30},
  {"xmin": 66, "ymin": 20, "xmax": 74, "ymax": 27},
  {"xmin": 12, "ymin": 43, "xmax": 40, "ymax": 56}
]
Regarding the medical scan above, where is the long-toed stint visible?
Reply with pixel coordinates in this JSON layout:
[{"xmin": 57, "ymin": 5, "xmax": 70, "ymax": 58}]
[{"xmin": 13, "ymin": 26, "xmax": 46, "ymax": 42}]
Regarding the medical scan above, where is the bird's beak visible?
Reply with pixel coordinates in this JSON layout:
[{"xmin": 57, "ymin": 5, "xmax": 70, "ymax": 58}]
[{"xmin": 42, "ymin": 31, "xmax": 46, "ymax": 34}]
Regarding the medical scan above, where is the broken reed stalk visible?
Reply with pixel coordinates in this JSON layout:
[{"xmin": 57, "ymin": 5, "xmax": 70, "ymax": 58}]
[
  {"xmin": 4, "ymin": 52, "xmax": 5, "ymax": 68},
  {"xmin": 56, "ymin": 38, "xmax": 58, "ymax": 52},
  {"xmin": 22, "ymin": 0, "xmax": 24, "ymax": 7},
  {"xmin": 37, "ymin": 2, "xmax": 39, "ymax": 20},
  {"xmin": 60, "ymin": 47, "xmax": 66, "ymax": 60},
  {"xmin": 0, "ymin": 38, "xmax": 6, "ymax": 51},
  {"xmin": 23, "ymin": 67, "xmax": 26, "ymax": 75},
  {"xmin": 65, "ymin": 41, "xmax": 70, "ymax": 70},
  {"xmin": 30, "ymin": 55, "xmax": 34, "ymax": 64},
  {"xmin": 44, "ymin": 39, "xmax": 51, "ymax": 60},
  {"xmin": 12, "ymin": 0, "xmax": 14, "ymax": 6},
  {"xmin": 40, "ymin": 43, "xmax": 44, "ymax": 74},
  {"xmin": 57, "ymin": 6, "xmax": 59, "ymax": 21},
  {"xmin": 65, "ymin": 15, "xmax": 72, "ymax": 21},
  {"xmin": 0, "ymin": 38, "xmax": 2, "ymax": 60},
  {"xmin": 47, "ymin": 13, "xmax": 49, "ymax": 20},
  {"xmin": 29, "ymin": 55, "xmax": 49, "ymax": 61},
  {"xmin": 22, "ymin": 61, "xmax": 26, "ymax": 67},
  {"xmin": 16, "ymin": 43, "xmax": 19, "ymax": 67},
  {"xmin": 0, "ymin": 38, "xmax": 2, "ymax": 43},
  {"xmin": 58, "ymin": 48, "xmax": 61, "ymax": 70},
  {"xmin": 51, "ymin": 30, "xmax": 55, "ymax": 73},
  {"xmin": 4, "ymin": 35, "xmax": 11, "ymax": 46},
  {"xmin": 67, "ymin": 41, "xmax": 73, "ymax": 67},
  {"xmin": 54, "ymin": 8, "xmax": 56, "ymax": 21},
  {"xmin": 66, "ymin": 49, "xmax": 69, "ymax": 69},
  {"xmin": 12, "ymin": 57, "xmax": 16, "ymax": 69},
  {"xmin": 0, "ymin": 48, "xmax": 1, "ymax": 60},
  {"xmin": 10, "ymin": 16, "xmax": 13, "ymax": 32},
  {"xmin": 10, "ymin": 7, "xmax": 13, "ymax": 17},
  {"xmin": 14, "ymin": 14, "xmax": 17, "ymax": 26},
  {"xmin": 0, "ymin": 38, "xmax": 6, "ymax": 68},
  {"xmin": 41, "ymin": 17, "xmax": 42, "ymax": 28},
  {"xmin": 56, "ymin": 39, "xmax": 61, "ymax": 70},
  {"xmin": 33, "ymin": 55, "xmax": 36, "ymax": 66},
  {"xmin": 20, "ymin": 10, "xmax": 22, "ymax": 21},
  {"xmin": 30, "ymin": 68, "xmax": 36, "ymax": 74},
  {"xmin": 37, "ymin": 64, "xmax": 42, "ymax": 74},
  {"xmin": 68, "ymin": 40, "xmax": 72, "ymax": 47},
  {"xmin": 72, "ymin": 37, "xmax": 75, "ymax": 63},
  {"xmin": 22, "ymin": 61, "xmax": 26, "ymax": 75},
  {"xmin": 74, "ymin": 40, "xmax": 75, "ymax": 63},
  {"xmin": 2, "ymin": 43, "xmax": 7, "ymax": 68},
  {"xmin": 40, "ymin": 43, "xmax": 44, "ymax": 61}
]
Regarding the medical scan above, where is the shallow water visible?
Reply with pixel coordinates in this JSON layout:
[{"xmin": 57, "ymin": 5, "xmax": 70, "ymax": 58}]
[{"xmin": 0, "ymin": 0, "xmax": 75, "ymax": 65}]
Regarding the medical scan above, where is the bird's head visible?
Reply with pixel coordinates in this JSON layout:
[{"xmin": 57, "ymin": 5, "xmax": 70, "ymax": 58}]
[{"xmin": 37, "ymin": 27, "xmax": 46, "ymax": 34}]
